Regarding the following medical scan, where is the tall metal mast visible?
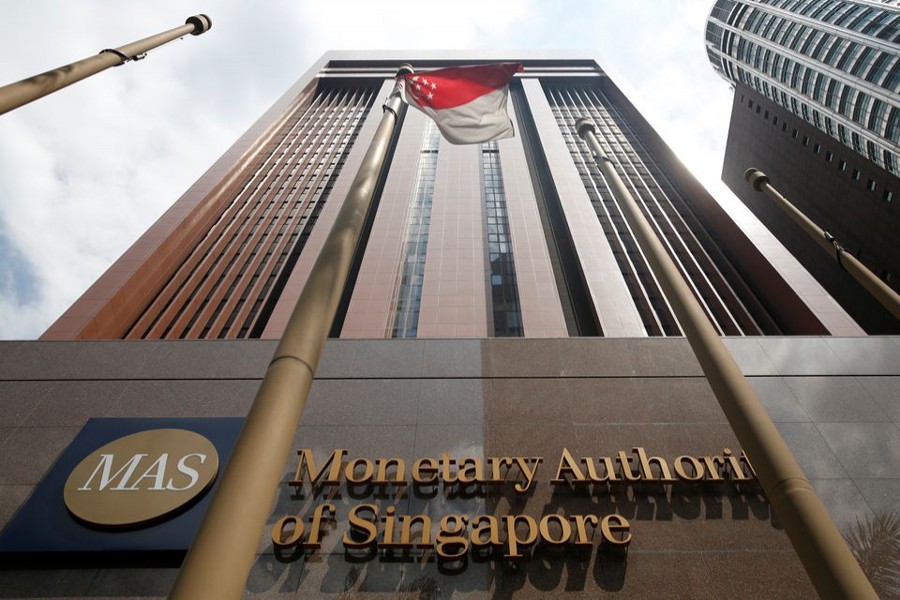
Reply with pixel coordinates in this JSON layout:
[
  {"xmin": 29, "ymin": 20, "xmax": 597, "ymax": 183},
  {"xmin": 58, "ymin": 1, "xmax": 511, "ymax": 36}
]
[{"xmin": 0, "ymin": 15, "xmax": 212, "ymax": 115}]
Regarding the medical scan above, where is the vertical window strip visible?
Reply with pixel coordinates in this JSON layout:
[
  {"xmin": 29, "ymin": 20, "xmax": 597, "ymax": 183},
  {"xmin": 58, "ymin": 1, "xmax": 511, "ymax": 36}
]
[
  {"xmin": 138, "ymin": 90, "xmax": 335, "ymax": 339},
  {"xmin": 126, "ymin": 83, "xmax": 377, "ymax": 339},
  {"xmin": 583, "ymin": 87, "xmax": 759, "ymax": 335},
  {"xmin": 545, "ymin": 82, "xmax": 764, "ymax": 336},
  {"xmin": 233, "ymin": 88, "xmax": 373, "ymax": 338},
  {"xmin": 481, "ymin": 141, "xmax": 524, "ymax": 337},
  {"xmin": 197, "ymin": 88, "xmax": 360, "ymax": 339},
  {"xmin": 391, "ymin": 122, "xmax": 440, "ymax": 338},
  {"xmin": 546, "ymin": 86, "xmax": 679, "ymax": 336},
  {"xmin": 187, "ymin": 88, "xmax": 351, "ymax": 339},
  {"xmin": 602, "ymin": 89, "xmax": 757, "ymax": 334}
]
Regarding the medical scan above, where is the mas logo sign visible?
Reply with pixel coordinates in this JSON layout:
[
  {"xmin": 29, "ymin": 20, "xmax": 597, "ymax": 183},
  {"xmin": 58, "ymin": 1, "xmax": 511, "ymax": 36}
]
[
  {"xmin": 0, "ymin": 418, "xmax": 242, "ymax": 559},
  {"xmin": 64, "ymin": 429, "xmax": 220, "ymax": 528}
]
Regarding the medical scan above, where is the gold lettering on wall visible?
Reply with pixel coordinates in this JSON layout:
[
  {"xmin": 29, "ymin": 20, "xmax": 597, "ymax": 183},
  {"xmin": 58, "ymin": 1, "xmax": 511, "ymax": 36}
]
[{"xmin": 275, "ymin": 446, "xmax": 758, "ymax": 566}]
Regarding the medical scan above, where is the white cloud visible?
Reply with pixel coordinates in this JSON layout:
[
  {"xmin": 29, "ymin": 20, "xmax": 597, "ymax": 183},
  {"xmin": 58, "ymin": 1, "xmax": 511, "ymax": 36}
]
[{"xmin": 297, "ymin": 0, "xmax": 535, "ymax": 49}]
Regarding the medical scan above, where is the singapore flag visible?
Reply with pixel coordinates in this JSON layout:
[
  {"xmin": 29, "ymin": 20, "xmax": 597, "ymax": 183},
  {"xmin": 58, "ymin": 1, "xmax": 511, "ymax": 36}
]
[{"xmin": 401, "ymin": 63, "xmax": 524, "ymax": 145}]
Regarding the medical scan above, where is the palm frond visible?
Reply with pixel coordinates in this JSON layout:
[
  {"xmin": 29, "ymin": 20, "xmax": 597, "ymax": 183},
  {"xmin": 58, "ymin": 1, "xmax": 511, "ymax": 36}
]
[{"xmin": 844, "ymin": 511, "xmax": 900, "ymax": 600}]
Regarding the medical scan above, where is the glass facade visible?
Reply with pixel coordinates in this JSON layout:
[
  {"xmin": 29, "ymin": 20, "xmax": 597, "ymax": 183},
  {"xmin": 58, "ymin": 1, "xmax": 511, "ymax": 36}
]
[
  {"xmin": 481, "ymin": 141, "xmax": 524, "ymax": 337},
  {"xmin": 706, "ymin": 0, "xmax": 900, "ymax": 172},
  {"xmin": 391, "ymin": 122, "xmax": 440, "ymax": 338}
]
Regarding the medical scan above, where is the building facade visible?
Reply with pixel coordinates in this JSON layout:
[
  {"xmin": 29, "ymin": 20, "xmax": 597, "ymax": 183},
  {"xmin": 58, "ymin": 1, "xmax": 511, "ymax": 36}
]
[
  {"xmin": 3, "ymin": 53, "xmax": 899, "ymax": 598},
  {"xmin": 706, "ymin": 0, "xmax": 900, "ymax": 333},
  {"xmin": 42, "ymin": 52, "xmax": 857, "ymax": 342},
  {"xmin": 706, "ymin": 0, "xmax": 900, "ymax": 173}
]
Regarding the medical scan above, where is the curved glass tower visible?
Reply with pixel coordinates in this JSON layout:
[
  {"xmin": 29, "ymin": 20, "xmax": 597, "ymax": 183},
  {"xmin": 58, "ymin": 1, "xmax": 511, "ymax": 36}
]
[{"xmin": 706, "ymin": 0, "xmax": 900, "ymax": 173}]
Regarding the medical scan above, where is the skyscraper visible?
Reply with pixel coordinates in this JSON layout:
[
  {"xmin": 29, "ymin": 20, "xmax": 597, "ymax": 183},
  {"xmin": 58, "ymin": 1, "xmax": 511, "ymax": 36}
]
[
  {"xmin": 43, "ymin": 52, "xmax": 853, "ymax": 341},
  {"xmin": 706, "ymin": 0, "xmax": 900, "ymax": 332},
  {"xmin": 5, "ymin": 52, "xmax": 899, "ymax": 598}
]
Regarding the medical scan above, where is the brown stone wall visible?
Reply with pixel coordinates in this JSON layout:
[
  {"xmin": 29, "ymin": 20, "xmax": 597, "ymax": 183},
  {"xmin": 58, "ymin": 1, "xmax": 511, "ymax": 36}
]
[{"xmin": 2, "ymin": 337, "xmax": 898, "ymax": 597}]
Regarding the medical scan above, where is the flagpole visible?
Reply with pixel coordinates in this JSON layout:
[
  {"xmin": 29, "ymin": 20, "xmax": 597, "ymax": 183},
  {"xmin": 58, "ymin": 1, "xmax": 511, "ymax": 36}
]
[
  {"xmin": 169, "ymin": 64, "xmax": 413, "ymax": 600},
  {"xmin": 745, "ymin": 168, "xmax": 900, "ymax": 320},
  {"xmin": 0, "ymin": 15, "xmax": 211, "ymax": 116},
  {"xmin": 576, "ymin": 119, "xmax": 877, "ymax": 599}
]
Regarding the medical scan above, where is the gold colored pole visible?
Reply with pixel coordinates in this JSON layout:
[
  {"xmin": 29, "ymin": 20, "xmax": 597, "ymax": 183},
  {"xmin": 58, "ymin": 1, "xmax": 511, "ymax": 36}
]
[
  {"xmin": 576, "ymin": 119, "xmax": 877, "ymax": 599},
  {"xmin": 745, "ymin": 168, "xmax": 900, "ymax": 321},
  {"xmin": 0, "ymin": 15, "xmax": 212, "ymax": 116},
  {"xmin": 169, "ymin": 66, "xmax": 412, "ymax": 600}
]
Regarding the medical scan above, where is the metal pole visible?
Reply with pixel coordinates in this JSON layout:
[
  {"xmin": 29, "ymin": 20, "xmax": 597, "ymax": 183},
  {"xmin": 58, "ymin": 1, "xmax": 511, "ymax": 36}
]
[
  {"xmin": 746, "ymin": 168, "xmax": 900, "ymax": 321},
  {"xmin": 0, "ymin": 15, "xmax": 212, "ymax": 116},
  {"xmin": 576, "ymin": 119, "xmax": 877, "ymax": 599},
  {"xmin": 169, "ymin": 65, "xmax": 413, "ymax": 600}
]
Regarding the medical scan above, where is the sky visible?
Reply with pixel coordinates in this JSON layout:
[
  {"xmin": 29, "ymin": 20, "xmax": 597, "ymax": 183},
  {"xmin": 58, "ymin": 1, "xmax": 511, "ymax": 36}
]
[{"xmin": 0, "ymin": 0, "xmax": 777, "ymax": 339}]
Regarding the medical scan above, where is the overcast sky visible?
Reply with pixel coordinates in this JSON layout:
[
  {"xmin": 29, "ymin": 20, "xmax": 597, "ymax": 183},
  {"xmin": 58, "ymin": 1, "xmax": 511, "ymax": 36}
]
[{"xmin": 0, "ymin": 0, "xmax": 770, "ymax": 339}]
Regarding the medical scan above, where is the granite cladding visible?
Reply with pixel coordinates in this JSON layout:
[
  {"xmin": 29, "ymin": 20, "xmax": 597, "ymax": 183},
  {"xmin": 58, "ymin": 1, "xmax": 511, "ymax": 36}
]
[{"xmin": 0, "ymin": 337, "xmax": 898, "ymax": 598}]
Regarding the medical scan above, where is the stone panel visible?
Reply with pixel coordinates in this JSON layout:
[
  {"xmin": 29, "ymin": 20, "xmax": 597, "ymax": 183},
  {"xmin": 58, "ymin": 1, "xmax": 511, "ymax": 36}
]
[{"xmin": 0, "ymin": 337, "xmax": 897, "ymax": 598}]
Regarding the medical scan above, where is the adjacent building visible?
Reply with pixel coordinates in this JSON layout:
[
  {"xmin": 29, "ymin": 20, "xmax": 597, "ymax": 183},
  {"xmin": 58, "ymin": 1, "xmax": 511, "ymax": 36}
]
[
  {"xmin": 3, "ymin": 52, "xmax": 899, "ymax": 598},
  {"xmin": 706, "ymin": 0, "xmax": 900, "ymax": 332}
]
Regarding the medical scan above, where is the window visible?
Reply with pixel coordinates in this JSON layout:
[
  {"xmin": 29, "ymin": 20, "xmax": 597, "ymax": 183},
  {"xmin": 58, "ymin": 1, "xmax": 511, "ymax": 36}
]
[
  {"xmin": 481, "ymin": 141, "xmax": 523, "ymax": 337},
  {"xmin": 884, "ymin": 190, "xmax": 894, "ymax": 203},
  {"xmin": 867, "ymin": 179, "xmax": 877, "ymax": 192},
  {"xmin": 773, "ymin": 116, "xmax": 779, "ymax": 126},
  {"xmin": 825, "ymin": 151, "xmax": 833, "ymax": 162},
  {"xmin": 839, "ymin": 160, "xmax": 848, "ymax": 171},
  {"xmin": 813, "ymin": 143, "xmax": 820, "ymax": 154},
  {"xmin": 852, "ymin": 168, "xmax": 861, "ymax": 181},
  {"xmin": 802, "ymin": 135, "xmax": 809, "ymax": 146},
  {"xmin": 792, "ymin": 128, "xmax": 798, "ymax": 138},
  {"xmin": 391, "ymin": 122, "xmax": 440, "ymax": 339}
]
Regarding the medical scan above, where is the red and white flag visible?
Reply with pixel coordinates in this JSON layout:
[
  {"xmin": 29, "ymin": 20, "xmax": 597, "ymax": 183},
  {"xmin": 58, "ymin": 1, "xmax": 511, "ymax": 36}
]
[{"xmin": 401, "ymin": 63, "xmax": 524, "ymax": 145}]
